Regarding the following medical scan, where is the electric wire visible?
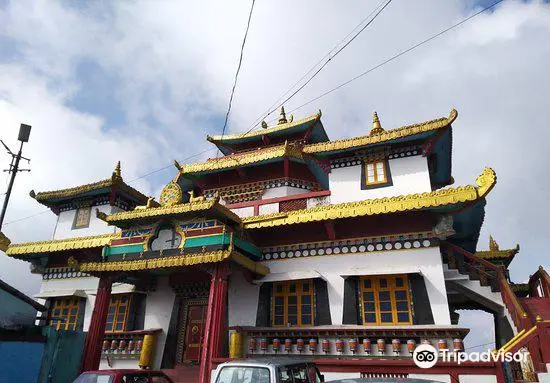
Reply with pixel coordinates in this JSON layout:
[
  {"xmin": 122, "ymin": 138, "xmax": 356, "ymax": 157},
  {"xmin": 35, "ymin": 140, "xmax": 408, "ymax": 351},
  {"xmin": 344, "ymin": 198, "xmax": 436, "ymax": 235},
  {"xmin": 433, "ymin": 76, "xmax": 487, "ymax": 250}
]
[
  {"xmin": 244, "ymin": 0, "xmax": 388, "ymax": 132},
  {"xmin": 218, "ymin": 0, "xmax": 256, "ymax": 151},
  {"xmin": 281, "ymin": 0, "xmax": 506, "ymax": 118},
  {"xmin": 240, "ymin": 0, "xmax": 393, "ymax": 137}
]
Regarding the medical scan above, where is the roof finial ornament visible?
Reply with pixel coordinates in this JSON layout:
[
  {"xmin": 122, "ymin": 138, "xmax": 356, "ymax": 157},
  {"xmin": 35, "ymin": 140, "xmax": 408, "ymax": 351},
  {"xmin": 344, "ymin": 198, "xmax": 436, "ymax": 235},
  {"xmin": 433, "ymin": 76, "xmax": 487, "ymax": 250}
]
[
  {"xmin": 489, "ymin": 235, "xmax": 499, "ymax": 251},
  {"xmin": 261, "ymin": 120, "xmax": 268, "ymax": 129},
  {"xmin": 278, "ymin": 106, "xmax": 288, "ymax": 125},
  {"xmin": 369, "ymin": 111, "xmax": 385, "ymax": 136},
  {"xmin": 113, "ymin": 161, "xmax": 121, "ymax": 178}
]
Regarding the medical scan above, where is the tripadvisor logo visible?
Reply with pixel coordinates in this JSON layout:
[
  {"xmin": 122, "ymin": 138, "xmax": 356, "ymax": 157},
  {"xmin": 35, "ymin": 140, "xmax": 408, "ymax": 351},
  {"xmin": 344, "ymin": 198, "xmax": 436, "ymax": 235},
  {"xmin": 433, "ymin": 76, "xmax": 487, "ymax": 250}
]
[
  {"xmin": 413, "ymin": 344, "xmax": 438, "ymax": 369},
  {"xmin": 413, "ymin": 344, "xmax": 528, "ymax": 369}
]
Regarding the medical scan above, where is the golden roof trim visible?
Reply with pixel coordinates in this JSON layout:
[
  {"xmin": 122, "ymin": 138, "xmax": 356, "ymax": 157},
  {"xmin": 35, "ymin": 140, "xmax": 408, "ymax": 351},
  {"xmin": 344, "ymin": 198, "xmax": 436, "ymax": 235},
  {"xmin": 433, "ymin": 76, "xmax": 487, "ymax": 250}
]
[
  {"xmin": 304, "ymin": 109, "xmax": 458, "ymax": 154},
  {"xmin": 207, "ymin": 111, "xmax": 321, "ymax": 142},
  {"xmin": 101, "ymin": 198, "xmax": 242, "ymax": 224},
  {"xmin": 179, "ymin": 141, "xmax": 305, "ymax": 175},
  {"xmin": 30, "ymin": 163, "xmax": 148, "ymax": 204},
  {"xmin": 6, "ymin": 233, "xmax": 120, "ymax": 256},
  {"xmin": 79, "ymin": 249, "xmax": 232, "ymax": 272},
  {"xmin": 476, "ymin": 244, "xmax": 520, "ymax": 260},
  {"xmin": 242, "ymin": 167, "xmax": 496, "ymax": 229},
  {"xmin": 0, "ymin": 232, "xmax": 11, "ymax": 252}
]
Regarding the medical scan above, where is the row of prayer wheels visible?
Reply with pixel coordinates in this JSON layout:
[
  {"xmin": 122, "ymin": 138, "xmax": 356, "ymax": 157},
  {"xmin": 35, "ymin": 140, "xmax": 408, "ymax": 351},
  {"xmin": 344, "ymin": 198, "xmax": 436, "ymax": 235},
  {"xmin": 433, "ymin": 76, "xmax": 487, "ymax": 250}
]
[
  {"xmin": 248, "ymin": 337, "xmax": 464, "ymax": 355},
  {"xmin": 102, "ymin": 338, "xmax": 143, "ymax": 354}
]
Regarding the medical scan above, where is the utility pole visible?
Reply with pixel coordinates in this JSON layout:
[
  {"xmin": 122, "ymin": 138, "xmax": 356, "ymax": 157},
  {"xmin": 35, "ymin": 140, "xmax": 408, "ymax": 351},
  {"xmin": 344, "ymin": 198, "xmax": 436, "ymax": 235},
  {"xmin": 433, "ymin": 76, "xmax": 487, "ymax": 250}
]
[{"xmin": 0, "ymin": 124, "xmax": 32, "ymax": 230}]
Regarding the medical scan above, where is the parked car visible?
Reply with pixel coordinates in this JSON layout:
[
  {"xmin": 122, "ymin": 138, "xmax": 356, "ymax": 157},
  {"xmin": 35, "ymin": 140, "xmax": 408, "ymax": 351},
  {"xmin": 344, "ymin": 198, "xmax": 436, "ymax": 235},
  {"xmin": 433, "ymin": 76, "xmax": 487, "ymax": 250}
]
[
  {"xmin": 211, "ymin": 358, "xmax": 325, "ymax": 383},
  {"xmin": 73, "ymin": 369, "xmax": 174, "ymax": 383}
]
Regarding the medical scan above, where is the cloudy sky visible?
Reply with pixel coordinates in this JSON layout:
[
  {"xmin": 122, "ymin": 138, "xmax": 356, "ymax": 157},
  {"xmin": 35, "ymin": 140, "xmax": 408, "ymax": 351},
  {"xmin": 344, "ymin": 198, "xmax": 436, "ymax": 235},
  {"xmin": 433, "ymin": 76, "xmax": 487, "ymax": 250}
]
[{"xmin": 1, "ymin": 0, "xmax": 549, "ymax": 349}]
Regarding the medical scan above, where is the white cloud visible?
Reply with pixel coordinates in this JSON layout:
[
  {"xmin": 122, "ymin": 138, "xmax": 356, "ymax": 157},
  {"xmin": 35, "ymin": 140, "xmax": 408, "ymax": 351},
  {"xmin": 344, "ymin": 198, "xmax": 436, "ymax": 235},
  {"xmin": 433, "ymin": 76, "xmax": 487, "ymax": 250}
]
[{"xmin": 0, "ymin": 0, "xmax": 548, "ymax": 346}]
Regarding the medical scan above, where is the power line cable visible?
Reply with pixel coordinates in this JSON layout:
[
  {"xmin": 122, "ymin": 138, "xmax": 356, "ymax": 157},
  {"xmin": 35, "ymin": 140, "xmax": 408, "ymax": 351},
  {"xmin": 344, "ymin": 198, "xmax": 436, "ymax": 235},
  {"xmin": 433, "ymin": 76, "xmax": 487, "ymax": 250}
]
[
  {"xmin": 283, "ymin": 0, "xmax": 506, "ymax": 116},
  {"xmin": 241, "ymin": 0, "xmax": 393, "ymax": 137},
  {"xmin": 245, "ymin": 0, "xmax": 388, "ymax": 132},
  {"xmin": 218, "ymin": 0, "xmax": 256, "ymax": 152}
]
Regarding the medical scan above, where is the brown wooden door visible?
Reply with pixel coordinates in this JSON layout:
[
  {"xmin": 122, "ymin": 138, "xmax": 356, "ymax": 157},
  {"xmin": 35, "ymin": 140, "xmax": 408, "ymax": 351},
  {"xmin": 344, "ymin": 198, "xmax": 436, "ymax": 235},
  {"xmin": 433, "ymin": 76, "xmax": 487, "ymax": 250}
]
[{"xmin": 183, "ymin": 303, "xmax": 207, "ymax": 362}]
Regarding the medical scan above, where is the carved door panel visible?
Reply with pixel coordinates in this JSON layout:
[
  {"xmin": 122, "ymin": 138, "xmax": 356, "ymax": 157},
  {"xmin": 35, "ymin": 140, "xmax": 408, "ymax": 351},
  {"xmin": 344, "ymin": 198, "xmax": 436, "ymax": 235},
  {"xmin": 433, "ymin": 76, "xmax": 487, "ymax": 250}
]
[{"xmin": 182, "ymin": 303, "xmax": 207, "ymax": 362}]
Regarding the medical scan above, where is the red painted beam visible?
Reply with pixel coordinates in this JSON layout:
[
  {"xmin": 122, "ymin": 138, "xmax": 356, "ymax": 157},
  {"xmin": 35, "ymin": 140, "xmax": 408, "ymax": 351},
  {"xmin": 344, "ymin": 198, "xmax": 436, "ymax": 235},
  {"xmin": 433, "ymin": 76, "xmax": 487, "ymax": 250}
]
[{"xmin": 81, "ymin": 276, "xmax": 113, "ymax": 371}]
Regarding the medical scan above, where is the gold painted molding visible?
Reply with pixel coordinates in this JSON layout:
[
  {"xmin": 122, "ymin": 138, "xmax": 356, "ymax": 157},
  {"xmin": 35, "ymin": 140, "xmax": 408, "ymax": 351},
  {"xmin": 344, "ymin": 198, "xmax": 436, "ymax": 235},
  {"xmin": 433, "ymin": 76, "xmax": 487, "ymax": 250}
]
[
  {"xmin": 207, "ymin": 111, "xmax": 321, "ymax": 142},
  {"xmin": 242, "ymin": 167, "xmax": 496, "ymax": 229},
  {"xmin": 303, "ymin": 109, "xmax": 458, "ymax": 154},
  {"xmin": 179, "ymin": 141, "xmax": 306, "ymax": 175},
  {"xmin": 100, "ymin": 198, "xmax": 241, "ymax": 225},
  {"xmin": 0, "ymin": 232, "xmax": 11, "ymax": 252},
  {"xmin": 7, "ymin": 233, "xmax": 120, "ymax": 256}
]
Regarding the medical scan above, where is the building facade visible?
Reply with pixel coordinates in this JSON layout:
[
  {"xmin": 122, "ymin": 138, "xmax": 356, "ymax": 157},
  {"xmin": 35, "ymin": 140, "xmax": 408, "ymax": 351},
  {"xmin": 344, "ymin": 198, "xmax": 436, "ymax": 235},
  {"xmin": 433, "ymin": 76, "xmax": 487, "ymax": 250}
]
[{"xmin": 2, "ymin": 108, "xmax": 549, "ymax": 383}]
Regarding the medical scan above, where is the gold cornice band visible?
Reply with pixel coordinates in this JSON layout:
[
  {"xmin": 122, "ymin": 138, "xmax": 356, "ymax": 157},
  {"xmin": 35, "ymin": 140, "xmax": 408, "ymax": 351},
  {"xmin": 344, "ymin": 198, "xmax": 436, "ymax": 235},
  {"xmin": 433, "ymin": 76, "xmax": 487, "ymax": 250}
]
[
  {"xmin": 242, "ymin": 167, "xmax": 496, "ymax": 229},
  {"xmin": 179, "ymin": 141, "xmax": 306, "ymax": 175},
  {"xmin": 207, "ymin": 111, "xmax": 321, "ymax": 142},
  {"xmin": 100, "ymin": 198, "xmax": 241, "ymax": 225},
  {"xmin": 303, "ymin": 109, "xmax": 458, "ymax": 154},
  {"xmin": 6, "ymin": 233, "xmax": 120, "ymax": 256}
]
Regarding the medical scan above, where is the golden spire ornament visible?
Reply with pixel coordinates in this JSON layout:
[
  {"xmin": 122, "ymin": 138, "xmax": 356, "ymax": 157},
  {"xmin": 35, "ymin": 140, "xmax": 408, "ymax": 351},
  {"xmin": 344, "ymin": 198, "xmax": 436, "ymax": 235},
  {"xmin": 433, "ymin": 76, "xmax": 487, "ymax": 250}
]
[
  {"xmin": 113, "ymin": 161, "xmax": 122, "ymax": 178},
  {"xmin": 278, "ymin": 106, "xmax": 288, "ymax": 125},
  {"xmin": 369, "ymin": 111, "xmax": 385, "ymax": 136},
  {"xmin": 489, "ymin": 235, "xmax": 499, "ymax": 251}
]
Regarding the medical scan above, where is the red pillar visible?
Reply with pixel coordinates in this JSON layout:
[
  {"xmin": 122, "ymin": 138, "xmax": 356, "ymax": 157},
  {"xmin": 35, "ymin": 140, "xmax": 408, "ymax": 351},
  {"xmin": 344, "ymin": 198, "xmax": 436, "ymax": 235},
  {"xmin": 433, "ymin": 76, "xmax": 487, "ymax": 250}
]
[
  {"xmin": 81, "ymin": 275, "xmax": 113, "ymax": 372},
  {"xmin": 198, "ymin": 263, "xmax": 230, "ymax": 383}
]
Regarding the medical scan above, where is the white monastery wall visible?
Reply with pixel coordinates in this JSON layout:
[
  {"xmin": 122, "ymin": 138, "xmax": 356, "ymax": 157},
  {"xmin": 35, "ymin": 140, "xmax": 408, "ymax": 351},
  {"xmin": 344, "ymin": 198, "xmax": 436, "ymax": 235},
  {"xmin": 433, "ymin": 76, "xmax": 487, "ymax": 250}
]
[
  {"xmin": 99, "ymin": 358, "xmax": 138, "ymax": 370},
  {"xmin": 53, "ymin": 204, "xmax": 120, "ymax": 240},
  {"xmin": 230, "ymin": 206, "xmax": 254, "ymax": 218},
  {"xmin": 142, "ymin": 276, "xmax": 175, "ymax": 370},
  {"xmin": 251, "ymin": 247, "xmax": 451, "ymax": 325},
  {"xmin": 258, "ymin": 203, "xmax": 278, "ymax": 215},
  {"xmin": 458, "ymin": 375, "xmax": 498, "ymax": 383},
  {"xmin": 263, "ymin": 186, "xmax": 306, "ymax": 199},
  {"xmin": 329, "ymin": 155, "xmax": 432, "ymax": 204},
  {"xmin": 228, "ymin": 271, "xmax": 260, "ymax": 327}
]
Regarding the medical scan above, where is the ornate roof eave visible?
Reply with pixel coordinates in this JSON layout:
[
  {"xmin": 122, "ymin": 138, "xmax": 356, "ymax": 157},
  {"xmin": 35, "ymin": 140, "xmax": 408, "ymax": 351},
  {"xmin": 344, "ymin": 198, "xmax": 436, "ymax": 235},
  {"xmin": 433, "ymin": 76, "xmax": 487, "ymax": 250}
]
[
  {"xmin": 177, "ymin": 141, "xmax": 307, "ymax": 177},
  {"xmin": 476, "ymin": 245, "xmax": 520, "ymax": 261},
  {"xmin": 77, "ymin": 249, "xmax": 269, "ymax": 276},
  {"xmin": 0, "ymin": 231, "xmax": 11, "ymax": 252},
  {"xmin": 304, "ymin": 109, "xmax": 458, "ymax": 155},
  {"xmin": 206, "ymin": 110, "xmax": 322, "ymax": 143},
  {"xmin": 242, "ymin": 167, "xmax": 496, "ymax": 229},
  {"xmin": 5, "ymin": 233, "xmax": 120, "ymax": 258},
  {"xmin": 30, "ymin": 164, "xmax": 150, "ymax": 209},
  {"xmin": 98, "ymin": 198, "xmax": 242, "ymax": 227}
]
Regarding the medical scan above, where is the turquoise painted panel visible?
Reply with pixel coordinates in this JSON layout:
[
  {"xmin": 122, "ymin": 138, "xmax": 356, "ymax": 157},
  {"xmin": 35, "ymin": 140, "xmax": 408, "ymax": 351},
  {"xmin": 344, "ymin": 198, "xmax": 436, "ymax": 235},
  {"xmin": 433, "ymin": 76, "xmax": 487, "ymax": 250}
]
[
  {"xmin": 234, "ymin": 237, "xmax": 262, "ymax": 260},
  {"xmin": 106, "ymin": 243, "xmax": 145, "ymax": 256},
  {"xmin": 185, "ymin": 233, "xmax": 231, "ymax": 248},
  {"xmin": 38, "ymin": 327, "xmax": 86, "ymax": 383}
]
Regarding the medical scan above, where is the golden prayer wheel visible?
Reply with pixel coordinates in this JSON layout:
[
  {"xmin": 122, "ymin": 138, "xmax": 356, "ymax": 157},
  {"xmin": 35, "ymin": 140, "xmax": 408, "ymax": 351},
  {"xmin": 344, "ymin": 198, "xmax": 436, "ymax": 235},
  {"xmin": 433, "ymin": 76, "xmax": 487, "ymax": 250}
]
[
  {"xmin": 138, "ymin": 334, "xmax": 155, "ymax": 369},
  {"xmin": 229, "ymin": 332, "xmax": 243, "ymax": 359}
]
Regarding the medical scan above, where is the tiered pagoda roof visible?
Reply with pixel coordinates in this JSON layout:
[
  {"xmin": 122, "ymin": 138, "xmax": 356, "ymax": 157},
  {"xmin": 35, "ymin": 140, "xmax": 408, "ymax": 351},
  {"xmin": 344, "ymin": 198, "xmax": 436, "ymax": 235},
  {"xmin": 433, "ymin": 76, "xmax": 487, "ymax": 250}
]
[
  {"xmin": 29, "ymin": 162, "xmax": 152, "ymax": 212},
  {"xmin": 207, "ymin": 108, "xmax": 328, "ymax": 155}
]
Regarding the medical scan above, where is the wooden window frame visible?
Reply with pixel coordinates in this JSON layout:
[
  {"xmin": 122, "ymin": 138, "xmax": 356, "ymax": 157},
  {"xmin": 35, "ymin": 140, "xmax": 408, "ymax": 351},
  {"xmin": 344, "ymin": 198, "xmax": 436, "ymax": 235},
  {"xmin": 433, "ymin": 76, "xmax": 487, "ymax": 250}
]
[
  {"xmin": 48, "ymin": 296, "xmax": 82, "ymax": 331},
  {"xmin": 359, "ymin": 275, "xmax": 412, "ymax": 325},
  {"xmin": 272, "ymin": 279, "xmax": 314, "ymax": 327},
  {"xmin": 105, "ymin": 293, "xmax": 132, "ymax": 333},
  {"xmin": 72, "ymin": 206, "xmax": 91, "ymax": 229},
  {"xmin": 360, "ymin": 158, "xmax": 393, "ymax": 190}
]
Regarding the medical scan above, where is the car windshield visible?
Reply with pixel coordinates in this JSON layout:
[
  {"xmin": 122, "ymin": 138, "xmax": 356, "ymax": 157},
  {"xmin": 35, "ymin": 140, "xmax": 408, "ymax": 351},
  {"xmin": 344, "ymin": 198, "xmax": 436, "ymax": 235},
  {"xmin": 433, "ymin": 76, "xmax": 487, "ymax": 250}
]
[
  {"xmin": 73, "ymin": 373, "xmax": 113, "ymax": 383},
  {"xmin": 279, "ymin": 365, "xmax": 310, "ymax": 383},
  {"xmin": 215, "ymin": 366, "xmax": 270, "ymax": 383}
]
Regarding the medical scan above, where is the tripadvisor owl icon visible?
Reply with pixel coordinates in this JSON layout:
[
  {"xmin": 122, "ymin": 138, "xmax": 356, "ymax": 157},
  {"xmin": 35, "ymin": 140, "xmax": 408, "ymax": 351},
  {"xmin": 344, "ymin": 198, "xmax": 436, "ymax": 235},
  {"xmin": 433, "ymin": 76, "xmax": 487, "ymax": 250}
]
[{"xmin": 413, "ymin": 344, "xmax": 438, "ymax": 369}]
